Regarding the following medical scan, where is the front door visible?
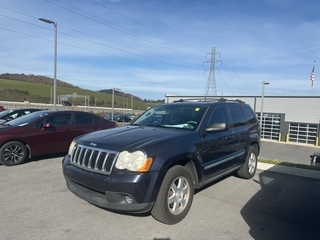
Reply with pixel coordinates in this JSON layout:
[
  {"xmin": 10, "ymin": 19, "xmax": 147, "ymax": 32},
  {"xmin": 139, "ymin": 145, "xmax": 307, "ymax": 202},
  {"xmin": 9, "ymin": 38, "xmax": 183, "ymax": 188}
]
[{"xmin": 196, "ymin": 107, "xmax": 236, "ymax": 183}]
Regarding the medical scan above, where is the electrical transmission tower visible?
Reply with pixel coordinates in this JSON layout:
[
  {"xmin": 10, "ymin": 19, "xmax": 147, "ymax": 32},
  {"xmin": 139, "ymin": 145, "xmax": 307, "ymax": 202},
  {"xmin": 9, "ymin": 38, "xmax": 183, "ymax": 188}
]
[{"xmin": 203, "ymin": 47, "xmax": 222, "ymax": 96}]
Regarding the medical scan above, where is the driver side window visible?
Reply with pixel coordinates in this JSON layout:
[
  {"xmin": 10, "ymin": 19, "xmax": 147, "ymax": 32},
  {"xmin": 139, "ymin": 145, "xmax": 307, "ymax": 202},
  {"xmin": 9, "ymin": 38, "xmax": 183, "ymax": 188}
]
[{"xmin": 207, "ymin": 107, "xmax": 228, "ymax": 126}]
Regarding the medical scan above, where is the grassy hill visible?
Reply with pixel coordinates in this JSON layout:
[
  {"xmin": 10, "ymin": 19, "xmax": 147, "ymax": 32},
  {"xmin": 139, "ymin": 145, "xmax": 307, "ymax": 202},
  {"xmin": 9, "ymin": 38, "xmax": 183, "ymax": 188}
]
[{"xmin": 0, "ymin": 74, "xmax": 163, "ymax": 110}]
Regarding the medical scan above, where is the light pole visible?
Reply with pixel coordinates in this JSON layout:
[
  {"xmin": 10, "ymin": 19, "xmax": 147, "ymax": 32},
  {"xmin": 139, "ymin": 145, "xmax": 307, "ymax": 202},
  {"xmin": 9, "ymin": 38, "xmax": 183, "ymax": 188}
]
[
  {"xmin": 39, "ymin": 18, "xmax": 57, "ymax": 110},
  {"xmin": 261, "ymin": 81, "xmax": 270, "ymax": 128},
  {"xmin": 112, "ymin": 88, "xmax": 120, "ymax": 121},
  {"xmin": 131, "ymin": 95, "xmax": 133, "ymax": 114},
  {"xmin": 95, "ymin": 98, "xmax": 98, "ymax": 108}
]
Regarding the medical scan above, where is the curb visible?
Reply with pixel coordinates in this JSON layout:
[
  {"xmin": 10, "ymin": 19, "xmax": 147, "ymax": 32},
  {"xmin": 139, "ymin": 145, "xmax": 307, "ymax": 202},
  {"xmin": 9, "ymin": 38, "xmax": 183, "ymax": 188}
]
[{"xmin": 257, "ymin": 162, "xmax": 320, "ymax": 180}]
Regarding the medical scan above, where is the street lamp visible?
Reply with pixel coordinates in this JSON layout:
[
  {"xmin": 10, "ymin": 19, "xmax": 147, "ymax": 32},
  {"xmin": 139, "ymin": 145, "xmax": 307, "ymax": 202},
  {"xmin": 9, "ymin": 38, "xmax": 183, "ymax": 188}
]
[
  {"xmin": 39, "ymin": 18, "xmax": 57, "ymax": 110},
  {"xmin": 261, "ymin": 81, "xmax": 270, "ymax": 128},
  {"xmin": 112, "ymin": 88, "xmax": 120, "ymax": 121}
]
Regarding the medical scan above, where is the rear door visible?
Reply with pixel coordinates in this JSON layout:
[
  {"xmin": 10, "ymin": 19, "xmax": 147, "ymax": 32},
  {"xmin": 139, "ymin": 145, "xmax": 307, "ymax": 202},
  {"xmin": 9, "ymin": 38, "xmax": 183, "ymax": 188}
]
[
  {"xmin": 227, "ymin": 106, "xmax": 248, "ymax": 167},
  {"xmin": 68, "ymin": 113, "xmax": 103, "ymax": 137}
]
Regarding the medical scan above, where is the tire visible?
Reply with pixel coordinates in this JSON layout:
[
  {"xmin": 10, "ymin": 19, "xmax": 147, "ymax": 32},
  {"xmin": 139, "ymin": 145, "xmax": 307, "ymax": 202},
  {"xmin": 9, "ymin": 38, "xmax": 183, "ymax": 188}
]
[
  {"xmin": 151, "ymin": 165, "xmax": 194, "ymax": 225},
  {"xmin": 0, "ymin": 141, "xmax": 28, "ymax": 166},
  {"xmin": 236, "ymin": 145, "xmax": 258, "ymax": 179}
]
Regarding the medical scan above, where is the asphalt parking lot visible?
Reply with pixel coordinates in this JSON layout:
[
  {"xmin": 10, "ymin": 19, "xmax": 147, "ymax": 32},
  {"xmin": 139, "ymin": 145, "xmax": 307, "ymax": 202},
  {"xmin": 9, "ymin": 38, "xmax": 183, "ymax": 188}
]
[
  {"xmin": 260, "ymin": 139, "xmax": 319, "ymax": 165},
  {"xmin": 1, "ymin": 142, "xmax": 320, "ymax": 240}
]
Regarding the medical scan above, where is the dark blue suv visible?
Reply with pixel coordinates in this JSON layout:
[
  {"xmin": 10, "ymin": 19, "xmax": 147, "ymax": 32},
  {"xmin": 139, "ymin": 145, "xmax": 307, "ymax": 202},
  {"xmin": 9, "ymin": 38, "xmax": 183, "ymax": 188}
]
[{"xmin": 62, "ymin": 98, "xmax": 260, "ymax": 224}]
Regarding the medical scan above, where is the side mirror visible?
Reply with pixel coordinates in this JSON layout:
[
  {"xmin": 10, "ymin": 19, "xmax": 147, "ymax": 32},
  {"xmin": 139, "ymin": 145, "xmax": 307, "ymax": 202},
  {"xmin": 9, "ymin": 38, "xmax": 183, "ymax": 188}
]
[
  {"xmin": 43, "ymin": 122, "xmax": 53, "ymax": 128},
  {"xmin": 41, "ymin": 122, "xmax": 53, "ymax": 131},
  {"xmin": 206, "ymin": 122, "xmax": 227, "ymax": 132}
]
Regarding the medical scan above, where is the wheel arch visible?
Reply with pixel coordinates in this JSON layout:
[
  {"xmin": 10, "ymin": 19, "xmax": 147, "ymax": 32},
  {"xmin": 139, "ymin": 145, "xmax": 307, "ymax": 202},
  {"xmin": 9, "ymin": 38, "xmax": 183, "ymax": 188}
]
[
  {"xmin": 0, "ymin": 139, "xmax": 30, "ymax": 159},
  {"xmin": 248, "ymin": 141, "xmax": 260, "ymax": 156},
  {"xmin": 160, "ymin": 157, "xmax": 202, "ymax": 190}
]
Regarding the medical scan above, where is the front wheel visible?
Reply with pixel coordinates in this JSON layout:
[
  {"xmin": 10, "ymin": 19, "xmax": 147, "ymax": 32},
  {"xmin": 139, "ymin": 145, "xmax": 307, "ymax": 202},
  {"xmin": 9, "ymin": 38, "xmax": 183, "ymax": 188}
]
[
  {"xmin": 236, "ymin": 145, "xmax": 258, "ymax": 179},
  {"xmin": 0, "ymin": 141, "xmax": 28, "ymax": 166},
  {"xmin": 151, "ymin": 165, "xmax": 194, "ymax": 225}
]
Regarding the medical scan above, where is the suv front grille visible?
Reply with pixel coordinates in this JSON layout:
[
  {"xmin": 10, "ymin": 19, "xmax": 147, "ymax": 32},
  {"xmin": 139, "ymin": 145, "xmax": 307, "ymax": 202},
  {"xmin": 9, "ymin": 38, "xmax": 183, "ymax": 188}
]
[{"xmin": 70, "ymin": 144, "xmax": 119, "ymax": 175}]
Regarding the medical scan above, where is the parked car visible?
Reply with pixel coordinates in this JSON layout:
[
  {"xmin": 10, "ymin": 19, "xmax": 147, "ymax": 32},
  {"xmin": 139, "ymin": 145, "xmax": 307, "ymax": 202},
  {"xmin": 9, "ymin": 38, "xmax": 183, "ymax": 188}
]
[
  {"xmin": 0, "ymin": 106, "xmax": 5, "ymax": 112},
  {"xmin": 116, "ymin": 114, "xmax": 137, "ymax": 122},
  {"xmin": 0, "ymin": 110, "xmax": 118, "ymax": 166},
  {"xmin": 62, "ymin": 98, "xmax": 260, "ymax": 224},
  {"xmin": 103, "ymin": 113, "xmax": 120, "ymax": 121},
  {"xmin": 103, "ymin": 113, "xmax": 111, "ymax": 120},
  {"xmin": 310, "ymin": 152, "xmax": 320, "ymax": 166},
  {"xmin": 61, "ymin": 101, "xmax": 72, "ymax": 106},
  {"xmin": 0, "ymin": 108, "xmax": 41, "ymax": 124}
]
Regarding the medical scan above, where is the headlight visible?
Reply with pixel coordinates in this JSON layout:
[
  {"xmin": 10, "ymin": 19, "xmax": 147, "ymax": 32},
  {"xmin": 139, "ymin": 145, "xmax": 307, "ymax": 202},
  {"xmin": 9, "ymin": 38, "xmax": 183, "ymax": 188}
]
[
  {"xmin": 115, "ymin": 150, "xmax": 153, "ymax": 172},
  {"xmin": 68, "ymin": 140, "xmax": 77, "ymax": 155}
]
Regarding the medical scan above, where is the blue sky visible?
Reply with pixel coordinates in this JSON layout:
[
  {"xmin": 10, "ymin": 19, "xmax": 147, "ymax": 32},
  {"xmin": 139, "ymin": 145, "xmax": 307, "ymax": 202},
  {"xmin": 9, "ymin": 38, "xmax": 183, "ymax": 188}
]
[{"xmin": 0, "ymin": 0, "xmax": 319, "ymax": 100}]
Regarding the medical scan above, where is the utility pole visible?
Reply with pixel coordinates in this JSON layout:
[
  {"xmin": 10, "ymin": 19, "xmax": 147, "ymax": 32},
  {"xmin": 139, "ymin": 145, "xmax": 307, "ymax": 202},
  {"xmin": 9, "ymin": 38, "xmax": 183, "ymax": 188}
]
[{"xmin": 203, "ymin": 47, "xmax": 222, "ymax": 96}]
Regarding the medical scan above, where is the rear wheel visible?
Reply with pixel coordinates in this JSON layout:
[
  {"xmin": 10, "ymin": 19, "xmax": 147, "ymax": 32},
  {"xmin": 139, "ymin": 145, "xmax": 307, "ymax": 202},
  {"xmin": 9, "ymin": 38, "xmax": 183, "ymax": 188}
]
[
  {"xmin": 236, "ymin": 145, "xmax": 258, "ymax": 179},
  {"xmin": 151, "ymin": 165, "xmax": 194, "ymax": 225},
  {"xmin": 0, "ymin": 141, "xmax": 27, "ymax": 166}
]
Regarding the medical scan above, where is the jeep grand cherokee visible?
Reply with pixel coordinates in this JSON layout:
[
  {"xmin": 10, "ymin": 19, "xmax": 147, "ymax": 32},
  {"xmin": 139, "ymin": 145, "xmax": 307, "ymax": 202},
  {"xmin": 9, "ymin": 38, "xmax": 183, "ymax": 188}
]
[{"xmin": 62, "ymin": 98, "xmax": 260, "ymax": 224}]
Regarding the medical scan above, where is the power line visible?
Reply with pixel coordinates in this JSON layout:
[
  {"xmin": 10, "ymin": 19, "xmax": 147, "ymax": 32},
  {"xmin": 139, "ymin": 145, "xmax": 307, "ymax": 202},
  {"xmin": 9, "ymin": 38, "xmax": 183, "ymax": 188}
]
[
  {"xmin": 0, "ymin": 26, "xmax": 192, "ymax": 70},
  {"xmin": 216, "ymin": 71, "xmax": 236, "ymax": 95},
  {"xmin": 0, "ymin": 7, "xmax": 197, "ymax": 68},
  {"xmin": 0, "ymin": 12, "xmax": 200, "ymax": 69},
  {"xmin": 118, "ymin": 0, "xmax": 211, "ymax": 52},
  {"xmin": 90, "ymin": 0, "xmax": 207, "ymax": 53},
  {"xmin": 220, "ymin": 63, "xmax": 245, "ymax": 95},
  {"xmin": 46, "ymin": 0, "xmax": 204, "ymax": 60}
]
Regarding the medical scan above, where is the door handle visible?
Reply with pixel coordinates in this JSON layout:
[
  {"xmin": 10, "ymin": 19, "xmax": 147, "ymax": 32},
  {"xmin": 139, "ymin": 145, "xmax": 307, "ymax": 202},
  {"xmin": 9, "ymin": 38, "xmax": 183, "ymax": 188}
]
[{"xmin": 225, "ymin": 135, "xmax": 234, "ymax": 140}]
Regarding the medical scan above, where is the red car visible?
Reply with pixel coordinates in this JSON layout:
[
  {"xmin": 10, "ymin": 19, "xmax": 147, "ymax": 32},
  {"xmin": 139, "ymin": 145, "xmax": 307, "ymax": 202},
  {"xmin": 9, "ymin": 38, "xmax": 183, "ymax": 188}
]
[{"xmin": 0, "ymin": 110, "xmax": 118, "ymax": 166}]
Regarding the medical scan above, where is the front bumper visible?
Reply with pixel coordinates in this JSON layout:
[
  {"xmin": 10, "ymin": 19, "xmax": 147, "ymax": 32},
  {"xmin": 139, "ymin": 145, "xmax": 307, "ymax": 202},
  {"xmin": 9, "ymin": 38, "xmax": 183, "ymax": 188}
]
[{"xmin": 62, "ymin": 156, "xmax": 157, "ymax": 213}]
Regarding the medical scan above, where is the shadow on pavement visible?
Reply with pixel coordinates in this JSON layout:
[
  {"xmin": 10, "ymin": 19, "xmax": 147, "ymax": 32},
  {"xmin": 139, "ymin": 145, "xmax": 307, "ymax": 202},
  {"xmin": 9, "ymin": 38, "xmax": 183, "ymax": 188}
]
[
  {"xmin": 241, "ymin": 168, "xmax": 320, "ymax": 240},
  {"xmin": 26, "ymin": 152, "xmax": 66, "ymax": 163}
]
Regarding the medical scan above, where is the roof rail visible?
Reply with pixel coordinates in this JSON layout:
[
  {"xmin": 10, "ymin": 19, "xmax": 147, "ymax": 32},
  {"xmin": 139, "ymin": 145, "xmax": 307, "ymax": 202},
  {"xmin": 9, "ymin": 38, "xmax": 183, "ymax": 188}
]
[
  {"xmin": 218, "ymin": 98, "xmax": 245, "ymax": 103},
  {"xmin": 172, "ymin": 98, "xmax": 205, "ymax": 102},
  {"xmin": 173, "ymin": 97, "xmax": 245, "ymax": 103}
]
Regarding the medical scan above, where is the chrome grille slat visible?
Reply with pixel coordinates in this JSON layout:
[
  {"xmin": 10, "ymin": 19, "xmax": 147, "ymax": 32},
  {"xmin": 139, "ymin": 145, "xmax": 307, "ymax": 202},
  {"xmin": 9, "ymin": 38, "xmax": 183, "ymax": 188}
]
[
  {"xmin": 86, "ymin": 149, "xmax": 93, "ymax": 168},
  {"xmin": 93, "ymin": 151, "xmax": 99, "ymax": 170},
  {"xmin": 95, "ymin": 151, "xmax": 102, "ymax": 170},
  {"xmin": 101, "ymin": 153, "xmax": 109, "ymax": 172},
  {"xmin": 70, "ymin": 144, "xmax": 118, "ymax": 175}
]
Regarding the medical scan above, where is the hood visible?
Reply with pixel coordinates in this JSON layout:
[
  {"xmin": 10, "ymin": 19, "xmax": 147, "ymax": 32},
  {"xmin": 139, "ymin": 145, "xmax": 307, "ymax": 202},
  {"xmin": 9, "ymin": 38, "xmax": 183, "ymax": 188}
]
[
  {"xmin": 0, "ymin": 124, "xmax": 16, "ymax": 131},
  {"xmin": 76, "ymin": 125, "xmax": 193, "ymax": 152}
]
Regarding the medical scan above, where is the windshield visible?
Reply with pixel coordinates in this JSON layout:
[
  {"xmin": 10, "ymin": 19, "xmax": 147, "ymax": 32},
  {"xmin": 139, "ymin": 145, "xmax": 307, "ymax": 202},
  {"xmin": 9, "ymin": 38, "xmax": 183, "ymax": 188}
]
[
  {"xmin": 0, "ymin": 109, "xmax": 13, "ymax": 118},
  {"xmin": 132, "ymin": 104, "xmax": 207, "ymax": 131},
  {"xmin": 4, "ymin": 111, "xmax": 52, "ymax": 127}
]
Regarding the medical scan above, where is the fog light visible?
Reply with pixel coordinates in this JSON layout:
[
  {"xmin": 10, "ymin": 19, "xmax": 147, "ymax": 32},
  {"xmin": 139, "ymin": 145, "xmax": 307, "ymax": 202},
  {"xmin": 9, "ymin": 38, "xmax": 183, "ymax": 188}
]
[{"xmin": 125, "ymin": 196, "xmax": 133, "ymax": 204}]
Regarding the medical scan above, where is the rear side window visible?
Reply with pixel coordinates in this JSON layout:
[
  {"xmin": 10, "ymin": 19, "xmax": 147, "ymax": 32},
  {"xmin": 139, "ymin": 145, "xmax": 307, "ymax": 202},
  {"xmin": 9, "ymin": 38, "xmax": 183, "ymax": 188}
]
[
  {"xmin": 75, "ymin": 113, "xmax": 93, "ymax": 124},
  {"xmin": 242, "ymin": 107, "xmax": 258, "ymax": 124},
  {"xmin": 229, "ymin": 107, "xmax": 246, "ymax": 127},
  {"xmin": 93, "ymin": 116, "xmax": 100, "ymax": 123}
]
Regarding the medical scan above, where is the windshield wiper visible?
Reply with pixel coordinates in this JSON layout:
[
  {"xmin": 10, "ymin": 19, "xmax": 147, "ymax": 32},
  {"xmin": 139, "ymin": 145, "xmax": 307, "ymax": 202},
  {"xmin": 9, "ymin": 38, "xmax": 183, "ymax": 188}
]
[{"xmin": 147, "ymin": 123, "xmax": 166, "ymax": 128}]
